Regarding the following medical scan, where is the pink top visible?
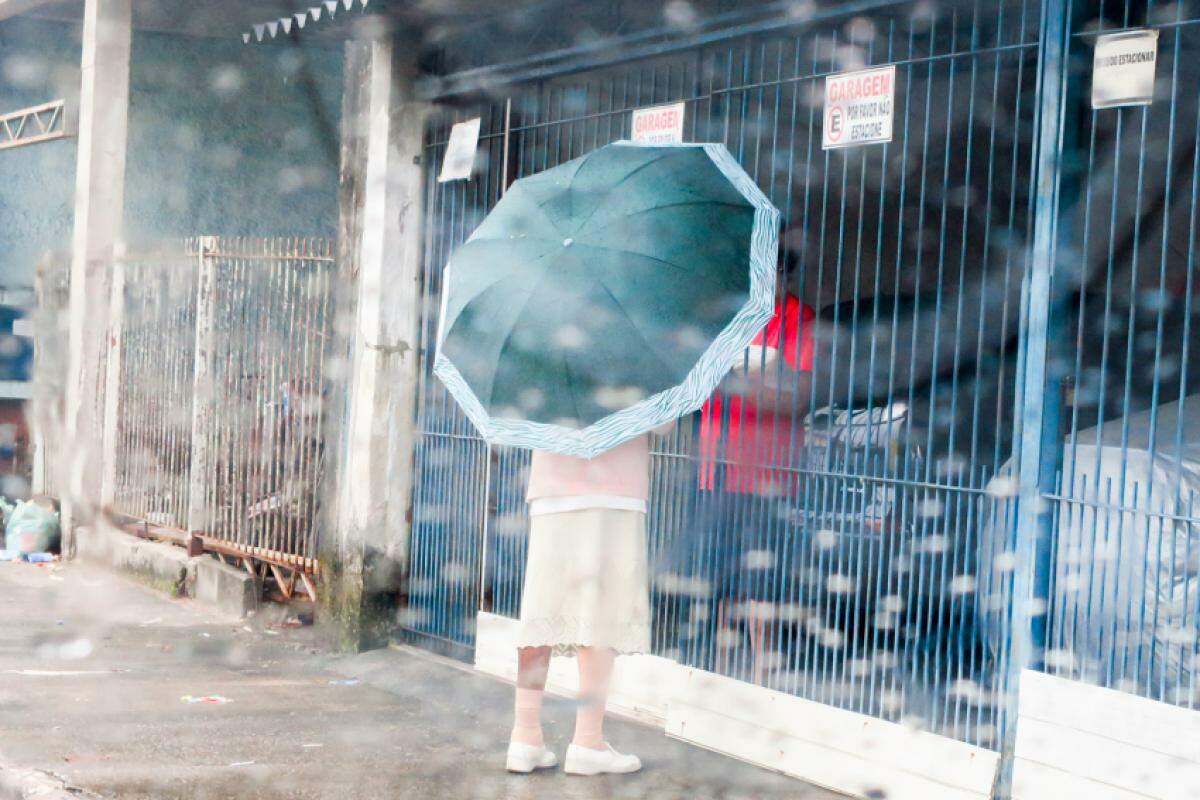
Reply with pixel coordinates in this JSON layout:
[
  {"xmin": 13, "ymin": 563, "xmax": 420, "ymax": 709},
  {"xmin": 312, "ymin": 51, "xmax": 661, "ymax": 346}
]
[{"xmin": 526, "ymin": 435, "xmax": 652, "ymax": 503}]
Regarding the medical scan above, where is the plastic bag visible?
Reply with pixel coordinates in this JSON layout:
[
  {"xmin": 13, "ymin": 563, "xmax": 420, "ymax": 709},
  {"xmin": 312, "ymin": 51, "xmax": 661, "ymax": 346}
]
[{"xmin": 5, "ymin": 500, "xmax": 60, "ymax": 554}]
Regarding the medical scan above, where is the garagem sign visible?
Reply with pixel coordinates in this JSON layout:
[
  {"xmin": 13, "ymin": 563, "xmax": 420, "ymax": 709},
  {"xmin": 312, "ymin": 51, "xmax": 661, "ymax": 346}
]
[
  {"xmin": 631, "ymin": 102, "xmax": 686, "ymax": 144},
  {"xmin": 823, "ymin": 65, "xmax": 896, "ymax": 150}
]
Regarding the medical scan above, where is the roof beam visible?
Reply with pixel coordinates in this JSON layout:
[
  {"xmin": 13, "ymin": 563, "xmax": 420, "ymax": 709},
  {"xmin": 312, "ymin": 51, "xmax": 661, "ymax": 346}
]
[
  {"xmin": 0, "ymin": 99, "xmax": 69, "ymax": 150},
  {"xmin": 0, "ymin": 0, "xmax": 67, "ymax": 22}
]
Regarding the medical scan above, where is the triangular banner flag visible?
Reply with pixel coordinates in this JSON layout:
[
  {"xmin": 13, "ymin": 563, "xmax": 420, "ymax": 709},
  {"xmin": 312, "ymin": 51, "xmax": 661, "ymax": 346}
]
[
  {"xmin": 266, "ymin": 20, "xmax": 279, "ymax": 37},
  {"xmin": 253, "ymin": 23, "xmax": 266, "ymax": 41},
  {"xmin": 325, "ymin": 0, "xmax": 339, "ymax": 15},
  {"xmin": 361, "ymin": 0, "xmax": 370, "ymax": 7},
  {"xmin": 242, "ymin": 32, "xmax": 251, "ymax": 44},
  {"xmin": 342, "ymin": 0, "xmax": 353, "ymax": 11},
  {"xmin": 294, "ymin": 12, "xmax": 307, "ymax": 28},
  {"xmin": 310, "ymin": 6, "xmax": 322, "ymax": 21},
  {"xmin": 281, "ymin": 17, "xmax": 293, "ymax": 34}
]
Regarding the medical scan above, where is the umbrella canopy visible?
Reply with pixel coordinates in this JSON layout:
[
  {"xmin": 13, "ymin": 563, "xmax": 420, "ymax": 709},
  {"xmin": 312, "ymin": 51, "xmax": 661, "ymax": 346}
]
[{"xmin": 434, "ymin": 140, "xmax": 779, "ymax": 457}]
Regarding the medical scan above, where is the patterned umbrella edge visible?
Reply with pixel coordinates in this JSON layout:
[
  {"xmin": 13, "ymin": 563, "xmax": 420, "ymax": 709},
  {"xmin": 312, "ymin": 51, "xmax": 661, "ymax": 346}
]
[{"xmin": 434, "ymin": 140, "xmax": 780, "ymax": 458}]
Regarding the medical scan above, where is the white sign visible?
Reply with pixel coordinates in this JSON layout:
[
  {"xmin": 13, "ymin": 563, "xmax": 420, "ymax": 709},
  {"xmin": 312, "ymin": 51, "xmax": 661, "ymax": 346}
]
[
  {"xmin": 438, "ymin": 117, "xmax": 481, "ymax": 182},
  {"xmin": 1092, "ymin": 29, "xmax": 1158, "ymax": 109},
  {"xmin": 631, "ymin": 102, "xmax": 686, "ymax": 144},
  {"xmin": 11, "ymin": 319, "xmax": 32, "ymax": 338},
  {"xmin": 822, "ymin": 65, "xmax": 896, "ymax": 150}
]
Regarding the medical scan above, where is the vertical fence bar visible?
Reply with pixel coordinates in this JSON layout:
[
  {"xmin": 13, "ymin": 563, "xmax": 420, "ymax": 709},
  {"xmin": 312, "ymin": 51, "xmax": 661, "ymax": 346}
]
[
  {"xmin": 99, "ymin": 253, "xmax": 125, "ymax": 509},
  {"xmin": 996, "ymin": 0, "xmax": 1073, "ymax": 794},
  {"xmin": 187, "ymin": 237, "xmax": 218, "ymax": 540}
]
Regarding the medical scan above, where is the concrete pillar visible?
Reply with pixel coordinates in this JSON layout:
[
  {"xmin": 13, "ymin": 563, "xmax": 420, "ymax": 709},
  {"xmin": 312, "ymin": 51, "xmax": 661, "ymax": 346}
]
[
  {"xmin": 319, "ymin": 30, "xmax": 428, "ymax": 650},
  {"xmin": 62, "ymin": 0, "xmax": 131, "ymax": 551}
]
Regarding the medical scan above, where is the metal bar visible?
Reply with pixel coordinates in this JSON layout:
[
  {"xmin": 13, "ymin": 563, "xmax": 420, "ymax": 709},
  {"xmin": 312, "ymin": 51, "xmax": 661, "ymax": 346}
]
[
  {"xmin": 995, "ymin": 0, "xmax": 1074, "ymax": 793},
  {"xmin": 186, "ymin": 238, "xmax": 217, "ymax": 536},
  {"xmin": 1073, "ymin": 15, "xmax": 1200, "ymax": 38},
  {"xmin": 421, "ymin": 0, "xmax": 953, "ymax": 99}
]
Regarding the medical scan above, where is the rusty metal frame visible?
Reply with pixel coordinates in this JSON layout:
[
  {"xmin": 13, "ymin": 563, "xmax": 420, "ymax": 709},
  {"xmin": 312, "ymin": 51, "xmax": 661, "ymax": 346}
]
[{"xmin": 104, "ymin": 237, "xmax": 334, "ymax": 604}]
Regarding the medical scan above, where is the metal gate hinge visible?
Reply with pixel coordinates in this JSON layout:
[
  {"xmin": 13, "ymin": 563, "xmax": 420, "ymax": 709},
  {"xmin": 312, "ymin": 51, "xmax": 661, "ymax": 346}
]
[{"xmin": 366, "ymin": 339, "xmax": 411, "ymax": 356}]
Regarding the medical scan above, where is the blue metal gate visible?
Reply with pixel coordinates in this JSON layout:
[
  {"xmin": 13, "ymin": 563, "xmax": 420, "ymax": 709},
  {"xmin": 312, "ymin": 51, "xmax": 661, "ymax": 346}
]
[
  {"xmin": 400, "ymin": 0, "xmax": 1200, "ymax": 769},
  {"xmin": 1036, "ymin": 0, "xmax": 1200, "ymax": 711}
]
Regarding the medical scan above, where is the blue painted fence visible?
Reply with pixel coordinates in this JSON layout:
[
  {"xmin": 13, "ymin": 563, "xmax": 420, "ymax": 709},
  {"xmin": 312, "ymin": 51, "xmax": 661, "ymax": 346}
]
[{"xmin": 400, "ymin": 0, "xmax": 1200, "ymax": 771}]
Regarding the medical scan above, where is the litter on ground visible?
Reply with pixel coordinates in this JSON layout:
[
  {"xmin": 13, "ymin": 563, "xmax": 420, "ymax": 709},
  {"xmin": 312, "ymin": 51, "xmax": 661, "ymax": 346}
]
[{"xmin": 180, "ymin": 695, "xmax": 230, "ymax": 705}]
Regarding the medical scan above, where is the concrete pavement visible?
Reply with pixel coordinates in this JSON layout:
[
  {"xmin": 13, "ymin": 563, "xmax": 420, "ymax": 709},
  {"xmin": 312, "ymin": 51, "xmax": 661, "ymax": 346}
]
[{"xmin": 0, "ymin": 559, "xmax": 842, "ymax": 799}]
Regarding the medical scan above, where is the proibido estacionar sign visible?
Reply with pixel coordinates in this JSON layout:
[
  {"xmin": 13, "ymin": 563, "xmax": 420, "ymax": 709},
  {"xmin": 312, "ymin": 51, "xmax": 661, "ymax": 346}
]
[
  {"xmin": 823, "ymin": 65, "xmax": 896, "ymax": 150},
  {"xmin": 1091, "ymin": 29, "xmax": 1158, "ymax": 109}
]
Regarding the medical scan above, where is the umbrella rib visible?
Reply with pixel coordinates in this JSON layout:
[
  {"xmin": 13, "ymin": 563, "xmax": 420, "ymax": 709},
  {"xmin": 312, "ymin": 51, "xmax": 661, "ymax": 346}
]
[
  {"xmin": 580, "ymin": 200, "xmax": 750, "ymax": 239},
  {"xmin": 559, "ymin": 348, "xmax": 588, "ymax": 429},
  {"xmin": 484, "ymin": 275, "xmax": 557, "ymax": 408},
  {"xmin": 589, "ymin": 278, "xmax": 686, "ymax": 385},
  {"xmin": 569, "ymin": 241, "xmax": 694, "ymax": 276},
  {"xmin": 563, "ymin": 151, "xmax": 677, "ymax": 233},
  {"xmin": 440, "ymin": 240, "xmax": 562, "ymax": 333},
  {"xmin": 483, "ymin": 181, "xmax": 569, "ymax": 240}
]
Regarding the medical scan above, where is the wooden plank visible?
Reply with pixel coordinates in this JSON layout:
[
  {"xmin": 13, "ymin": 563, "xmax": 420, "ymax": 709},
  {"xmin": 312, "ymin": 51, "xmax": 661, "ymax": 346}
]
[
  {"xmin": 671, "ymin": 668, "xmax": 998, "ymax": 795},
  {"xmin": 478, "ymin": 611, "xmax": 997, "ymax": 797},
  {"xmin": 1019, "ymin": 670, "xmax": 1200, "ymax": 763},
  {"xmin": 1015, "ymin": 716, "xmax": 1200, "ymax": 799},
  {"xmin": 670, "ymin": 699, "xmax": 987, "ymax": 800},
  {"xmin": 131, "ymin": 522, "xmax": 317, "ymax": 573},
  {"xmin": 1013, "ymin": 759, "xmax": 1156, "ymax": 800}
]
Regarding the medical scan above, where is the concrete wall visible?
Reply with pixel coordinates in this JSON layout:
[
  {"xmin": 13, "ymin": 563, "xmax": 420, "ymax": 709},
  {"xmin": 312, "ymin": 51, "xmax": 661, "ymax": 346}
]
[{"xmin": 0, "ymin": 16, "xmax": 343, "ymax": 289}]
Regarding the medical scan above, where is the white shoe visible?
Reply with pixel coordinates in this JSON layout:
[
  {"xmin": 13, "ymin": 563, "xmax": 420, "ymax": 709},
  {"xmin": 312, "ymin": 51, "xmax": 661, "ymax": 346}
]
[
  {"xmin": 506, "ymin": 741, "xmax": 558, "ymax": 773},
  {"xmin": 563, "ymin": 742, "xmax": 642, "ymax": 775}
]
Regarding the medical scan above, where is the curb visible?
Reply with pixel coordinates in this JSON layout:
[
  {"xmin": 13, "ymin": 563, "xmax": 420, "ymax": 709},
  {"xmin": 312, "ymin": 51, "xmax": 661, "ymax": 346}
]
[
  {"xmin": 74, "ymin": 525, "xmax": 262, "ymax": 618},
  {"xmin": 0, "ymin": 766, "xmax": 98, "ymax": 800}
]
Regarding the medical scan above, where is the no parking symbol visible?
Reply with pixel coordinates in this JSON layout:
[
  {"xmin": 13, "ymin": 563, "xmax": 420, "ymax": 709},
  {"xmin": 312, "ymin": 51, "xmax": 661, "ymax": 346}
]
[{"xmin": 825, "ymin": 104, "xmax": 846, "ymax": 145}]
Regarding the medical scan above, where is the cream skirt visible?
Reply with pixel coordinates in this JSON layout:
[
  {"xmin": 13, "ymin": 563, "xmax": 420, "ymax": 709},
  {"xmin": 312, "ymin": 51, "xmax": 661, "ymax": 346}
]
[{"xmin": 515, "ymin": 507, "xmax": 651, "ymax": 656}]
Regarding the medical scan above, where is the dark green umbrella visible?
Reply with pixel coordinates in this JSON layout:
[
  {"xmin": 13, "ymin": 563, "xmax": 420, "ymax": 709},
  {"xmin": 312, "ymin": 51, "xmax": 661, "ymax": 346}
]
[{"xmin": 435, "ymin": 141, "xmax": 778, "ymax": 457}]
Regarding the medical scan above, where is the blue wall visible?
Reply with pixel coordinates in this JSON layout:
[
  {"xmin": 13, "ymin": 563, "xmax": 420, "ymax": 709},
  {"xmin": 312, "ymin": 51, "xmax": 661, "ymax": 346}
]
[
  {"xmin": 0, "ymin": 18, "xmax": 80, "ymax": 289},
  {"xmin": 0, "ymin": 17, "xmax": 343, "ymax": 289},
  {"xmin": 124, "ymin": 29, "xmax": 343, "ymax": 248}
]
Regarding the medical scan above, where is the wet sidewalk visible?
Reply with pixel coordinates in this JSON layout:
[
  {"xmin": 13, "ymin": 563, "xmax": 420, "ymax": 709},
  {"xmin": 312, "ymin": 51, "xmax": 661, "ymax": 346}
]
[{"xmin": 0, "ymin": 559, "xmax": 840, "ymax": 800}]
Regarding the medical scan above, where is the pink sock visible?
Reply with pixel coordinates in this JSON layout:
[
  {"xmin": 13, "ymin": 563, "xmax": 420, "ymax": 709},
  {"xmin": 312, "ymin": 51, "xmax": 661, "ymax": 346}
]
[
  {"xmin": 573, "ymin": 647, "xmax": 615, "ymax": 750},
  {"xmin": 512, "ymin": 687, "xmax": 545, "ymax": 747}
]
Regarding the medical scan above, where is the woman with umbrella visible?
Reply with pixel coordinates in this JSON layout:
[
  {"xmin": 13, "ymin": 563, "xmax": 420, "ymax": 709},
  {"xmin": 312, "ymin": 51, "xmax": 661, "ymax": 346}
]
[
  {"xmin": 434, "ymin": 141, "xmax": 780, "ymax": 775},
  {"xmin": 509, "ymin": 421, "xmax": 675, "ymax": 775}
]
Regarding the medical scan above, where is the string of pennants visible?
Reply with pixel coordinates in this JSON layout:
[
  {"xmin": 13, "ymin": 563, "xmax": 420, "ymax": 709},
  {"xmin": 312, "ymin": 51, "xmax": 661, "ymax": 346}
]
[{"xmin": 243, "ymin": 0, "xmax": 371, "ymax": 44}]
